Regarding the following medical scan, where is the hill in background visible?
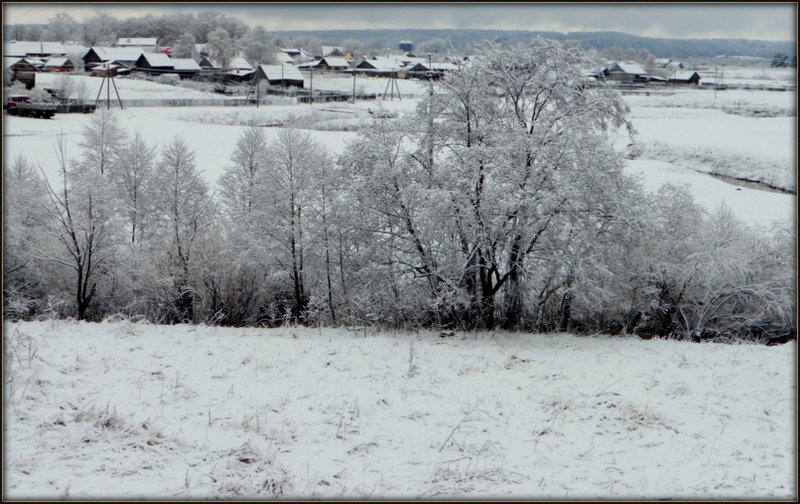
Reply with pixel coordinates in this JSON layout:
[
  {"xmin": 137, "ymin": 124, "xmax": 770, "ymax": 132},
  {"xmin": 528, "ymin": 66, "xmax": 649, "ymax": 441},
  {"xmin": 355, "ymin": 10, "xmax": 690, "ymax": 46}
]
[{"xmin": 272, "ymin": 28, "xmax": 794, "ymax": 59}]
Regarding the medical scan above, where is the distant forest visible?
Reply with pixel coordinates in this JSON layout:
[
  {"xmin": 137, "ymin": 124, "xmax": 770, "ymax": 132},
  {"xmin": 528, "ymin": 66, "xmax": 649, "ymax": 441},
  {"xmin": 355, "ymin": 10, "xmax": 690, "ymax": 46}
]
[{"xmin": 270, "ymin": 29, "xmax": 794, "ymax": 60}]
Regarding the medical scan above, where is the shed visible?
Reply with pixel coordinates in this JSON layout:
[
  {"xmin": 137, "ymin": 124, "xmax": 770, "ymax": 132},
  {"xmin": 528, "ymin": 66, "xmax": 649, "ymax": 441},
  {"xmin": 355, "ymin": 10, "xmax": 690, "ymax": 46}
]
[{"xmin": 256, "ymin": 64, "xmax": 305, "ymax": 88}]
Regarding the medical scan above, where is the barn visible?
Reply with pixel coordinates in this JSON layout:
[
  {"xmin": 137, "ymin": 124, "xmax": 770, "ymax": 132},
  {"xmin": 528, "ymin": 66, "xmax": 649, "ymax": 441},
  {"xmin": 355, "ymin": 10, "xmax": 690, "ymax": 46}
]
[{"xmin": 256, "ymin": 64, "xmax": 305, "ymax": 88}]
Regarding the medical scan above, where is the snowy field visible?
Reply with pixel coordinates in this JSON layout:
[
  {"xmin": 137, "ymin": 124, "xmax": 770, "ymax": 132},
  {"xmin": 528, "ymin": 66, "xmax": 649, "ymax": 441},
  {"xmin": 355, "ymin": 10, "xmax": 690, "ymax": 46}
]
[
  {"xmin": 5, "ymin": 73, "xmax": 794, "ymax": 227},
  {"xmin": 4, "ymin": 320, "xmax": 796, "ymax": 499},
  {"xmin": 34, "ymin": 72, "xmax": 230, "ymax": 101}
]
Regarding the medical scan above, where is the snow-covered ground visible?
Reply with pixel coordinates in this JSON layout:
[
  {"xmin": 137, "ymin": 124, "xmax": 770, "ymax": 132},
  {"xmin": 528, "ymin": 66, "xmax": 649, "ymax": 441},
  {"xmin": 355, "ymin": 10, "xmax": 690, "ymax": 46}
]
[{"xmin": 4, "ymin": 320, "xmax": 795, "ymax": 499}]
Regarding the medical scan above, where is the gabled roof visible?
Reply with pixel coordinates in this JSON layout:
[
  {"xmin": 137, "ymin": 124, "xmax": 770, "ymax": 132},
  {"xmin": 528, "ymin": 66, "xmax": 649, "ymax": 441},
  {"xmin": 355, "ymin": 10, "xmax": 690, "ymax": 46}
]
[
  {"xmin": 137, "ymin": 52, "xmax": 173, "ymax": 68},
  {"xmin": 356, "ymin": 57, "xmax": 403, "ymax": 72},
  {"xmin": 118, "ymin": 37, "xmax": 158, "ymax": 46},
  {"xmin": 318, "ymin": 56, "xmax": 349, "ymax": 68},
  {"xmin": 44, "ymin": 57, "xmax": 74, "ymax": 67},
  {"xmin": 670, "ymin": 71, "xmax": 700, "ymax": 81},
  {"xmin": 89, "ymin": 46, "xmax": 144, "ymax": 62},
  {"xmin": 607, "ymin": 61, "xmax": 646, "ymax": 75},
  {"xmin": 170, "ymin": 58, "xmax": 201, "ymax": 71},
  {"xmin": 258, "ymin": 64, "xmax": 305, "ymax": 82}
]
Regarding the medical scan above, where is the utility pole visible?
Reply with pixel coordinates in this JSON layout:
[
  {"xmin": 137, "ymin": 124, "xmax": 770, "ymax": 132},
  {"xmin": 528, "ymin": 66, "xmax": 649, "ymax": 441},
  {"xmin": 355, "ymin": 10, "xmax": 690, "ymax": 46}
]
[
  {"xmin": 352, "ymin": 70, "xmax": 356, "ymax": 103},
  {"xmin": 310, "ymin": 67, "xmax": 314, "ymax": 104}
]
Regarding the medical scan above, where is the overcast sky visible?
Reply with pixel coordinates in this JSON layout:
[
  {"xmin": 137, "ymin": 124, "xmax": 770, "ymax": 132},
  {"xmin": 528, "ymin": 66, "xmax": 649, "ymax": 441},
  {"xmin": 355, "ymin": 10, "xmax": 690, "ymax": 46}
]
[{"xmin": 3, "ymin": 3, "xmax": 797, "ymax": 41}]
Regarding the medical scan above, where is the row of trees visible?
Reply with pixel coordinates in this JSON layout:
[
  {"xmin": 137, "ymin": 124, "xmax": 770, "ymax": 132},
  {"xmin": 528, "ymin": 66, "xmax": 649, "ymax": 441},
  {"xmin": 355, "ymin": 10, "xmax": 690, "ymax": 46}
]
[{"xmin": 4, "ymin": 40, "xmax": 795, "ymax": 342}]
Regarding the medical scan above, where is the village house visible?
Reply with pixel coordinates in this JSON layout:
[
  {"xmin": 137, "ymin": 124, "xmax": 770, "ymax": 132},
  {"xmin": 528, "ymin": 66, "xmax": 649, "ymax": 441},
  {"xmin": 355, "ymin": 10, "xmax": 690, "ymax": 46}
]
[
  {"xmin": 256, "ymin": 64, "xmax": 305, "ymax": 88},
  {"xmin": 82, "ymin": 47, "xmax": 144, "ymax": 71},
  {"xmin": 300, "ymin": 57, "xmax": 350, "ymax": 71},
  {"xmin": 601, "ymin": 61, "xmax": 649, "ymax": 82},
  {"xmin": 4, "ymin": 57, "xmax": 37, "ymax": 88},
  {"xmin": 133, "ymin": 53, "xmax": 202, "ymax": 79},
  {"xmin": 117, "ymin": 37, "xmax": 159, "ymax": 52},
  {"xmin": 667, "ymin": 71, "xmax": 701, "ymax": 85},
  {"xmin": 354, "ymin": 57, "xmax": 405, "ymax": 76},
  {"xmin": 42, "ymin": 57, "xmax": 75, "ymax": 72}
]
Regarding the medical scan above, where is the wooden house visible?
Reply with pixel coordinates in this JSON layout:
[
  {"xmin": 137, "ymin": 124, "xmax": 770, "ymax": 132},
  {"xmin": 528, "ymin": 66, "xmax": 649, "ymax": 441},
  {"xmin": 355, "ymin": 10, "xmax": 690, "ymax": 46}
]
[
  {"xmin": 42, "ymin": 57, "xmax": 75, "ymax": 72},
  {"xmin": 301, "ymin": 57, "xmax": 350, "ymax": 71},
  {"xmin": 256, "ymin": 64, "xmax": 305, "ymax": 88},
  {"xmin": 667, "ymin": 71, "xmax": 701, "ymax": 85},
  {"xmin": 83, "ymin": 47, "xmax": 143, "ymax": 71},
  {"xmin": 4, "ymin": 57, "xmax": 37, "ymax": 88},
  {"xmin": 601, "ymin": 61, "xmax": 648, "ymax": 82}
]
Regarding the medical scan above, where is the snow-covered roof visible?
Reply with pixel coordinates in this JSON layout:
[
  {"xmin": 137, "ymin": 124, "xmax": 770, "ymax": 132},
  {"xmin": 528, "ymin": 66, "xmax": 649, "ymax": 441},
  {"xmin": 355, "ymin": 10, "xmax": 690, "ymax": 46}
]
[
  {"xmin": 90, "ymin": 46, "xmax": 144, "ymax": 62},
  {"xmin": 654, "ymin": 58, "xmax": 672, "ymax": 65},
  {"xmin": 44, "ymin": 57, "xmax": 74, "ymax": 67},
  {"xmin": 218, "ymin": 57, "xmax": 253, "ymax": 71},
  {"xmin": 608, "ymin": 61, "xmax": 646, "ymax": 75},
  {"xmin": 357, "ymin": 57, "xmax": 403, "ymax": 72},
  {"xmin": 170, "ymin": 58, "xmax": 201, "ymax": 71},
  {"xmin": 3, "ymin": 41, "xmax": 69, "ymax": 56},
  {"xmin": 671, "ymin": 71, "xmax": 700, "ymax": 81},
  {"xmin": 319, "ymin": 56, "xmax": 349, "ymax": 68},
  {"xmin": 138, "ymin": 52, "xmax": 173, "ymax": 68},
  {"xmin": 225, "ymin": 68, "xmax": 256, "ymax": 77},
  {"xmin": 258, "ymin": 64, "xmax": 305, "ymax": 82},
  {"xmin": 118, "ymin": 37, "xmax": 158, "ymax": 46}
]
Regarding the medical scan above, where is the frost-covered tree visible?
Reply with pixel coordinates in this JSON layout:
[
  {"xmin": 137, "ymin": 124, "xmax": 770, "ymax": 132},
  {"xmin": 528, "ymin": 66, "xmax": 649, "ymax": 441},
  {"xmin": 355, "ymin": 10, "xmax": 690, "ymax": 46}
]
[
  {"xmin": 3, "ymin": 155, "xmax": 49, "ymax": 318},
  {"xmin": 47, "ymin": 12, "xmax": 80, "ymax": 42},
  {"xmin": 111, "ymin": 131, "xmax": 157, "ymax": 244},
  {"xmin": 35, "ymin": 137, "xmax": 118, "ymax": 320},
  {"xmin": 240, "ymin": 25, "xmax": 276, "ymax": 65},
  {"xmin": 219, "ymin": 126, "xmax": 267, "ymax": 220},
  {"xmin": 206, "ymin": 27, "xmax": 237, "ymax": 69},
  {"xmin": 172, "ymin": 32, "xmax": 197, "ymax": 59},
  {"xmin": 151, "ymin": 137, "xmax": 214, "ymax": 323},
  {"xmin": 256, "ymin": 129, "xmax": 330, "ymax": 322},
  {"xmin": 79, "ymin": 110, "xmax": 127, "ymax": 175},
  {"xmin": 83, "ymin": 14, "xmax": 118, "ymax": 46}
]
